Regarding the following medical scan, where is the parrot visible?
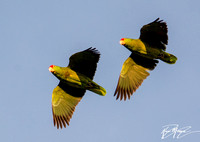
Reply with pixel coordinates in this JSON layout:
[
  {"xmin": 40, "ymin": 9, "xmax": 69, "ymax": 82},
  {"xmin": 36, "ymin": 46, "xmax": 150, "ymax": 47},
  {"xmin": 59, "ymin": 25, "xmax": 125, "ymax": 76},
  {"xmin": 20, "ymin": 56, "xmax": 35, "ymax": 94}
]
[
  {"xmin": 49, "ymin": 47, "xmax": 106, "ymax": 129},
  {"xmin": 114, "ymin": 18, "xmax": 177, "ymax": 101}
]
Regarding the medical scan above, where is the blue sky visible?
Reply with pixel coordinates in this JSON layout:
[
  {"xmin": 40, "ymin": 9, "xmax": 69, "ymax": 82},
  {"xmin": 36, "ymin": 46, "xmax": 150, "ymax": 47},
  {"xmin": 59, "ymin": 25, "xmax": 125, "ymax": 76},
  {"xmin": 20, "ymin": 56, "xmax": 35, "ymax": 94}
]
[{"xmin": 1, "ymin": 0, "xmax": 200, "ymax": 141}]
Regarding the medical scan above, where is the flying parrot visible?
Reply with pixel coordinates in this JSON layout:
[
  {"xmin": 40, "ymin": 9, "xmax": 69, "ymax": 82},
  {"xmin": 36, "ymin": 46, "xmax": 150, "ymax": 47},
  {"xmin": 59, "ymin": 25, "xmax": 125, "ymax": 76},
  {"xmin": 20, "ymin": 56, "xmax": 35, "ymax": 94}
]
[
  {"xmin": 49, "ymin": 47, "xmax": 106, "ymax": 129},
  {"xmin": 114, "ymin": 18, "xmax": 177, "ymax": 101}
]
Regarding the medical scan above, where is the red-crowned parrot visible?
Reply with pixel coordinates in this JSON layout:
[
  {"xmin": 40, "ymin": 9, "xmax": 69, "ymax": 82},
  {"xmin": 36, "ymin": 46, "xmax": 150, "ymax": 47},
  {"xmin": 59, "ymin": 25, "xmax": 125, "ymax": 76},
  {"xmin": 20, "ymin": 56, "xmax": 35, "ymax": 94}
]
[
  {"xmin": 49, "ymin": 47, "xmax": 106, "ymax": 129},
  {"xmin": 114, "ymin": 18, "xmax": 177, "ymax": 100}
]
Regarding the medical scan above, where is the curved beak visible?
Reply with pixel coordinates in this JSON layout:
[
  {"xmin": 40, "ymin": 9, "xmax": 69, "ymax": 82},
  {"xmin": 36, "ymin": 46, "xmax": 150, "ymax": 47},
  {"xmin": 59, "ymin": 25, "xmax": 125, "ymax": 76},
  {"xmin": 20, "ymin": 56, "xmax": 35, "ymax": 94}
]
[{"xmin": 120, "ymin": 40, "xmax": 125, "ymax": 45}]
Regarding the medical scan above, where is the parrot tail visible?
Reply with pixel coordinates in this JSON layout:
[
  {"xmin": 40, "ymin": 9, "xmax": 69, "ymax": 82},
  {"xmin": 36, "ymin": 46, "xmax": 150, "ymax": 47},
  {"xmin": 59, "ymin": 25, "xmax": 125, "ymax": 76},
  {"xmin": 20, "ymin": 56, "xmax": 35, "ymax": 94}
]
[
  {"xmin": 159, "ymin": 51, "xmax": 177, "ymax": 64},
  {"xmin": 87, "ymin": 82, "xmax": 106, "ymax": 96}
]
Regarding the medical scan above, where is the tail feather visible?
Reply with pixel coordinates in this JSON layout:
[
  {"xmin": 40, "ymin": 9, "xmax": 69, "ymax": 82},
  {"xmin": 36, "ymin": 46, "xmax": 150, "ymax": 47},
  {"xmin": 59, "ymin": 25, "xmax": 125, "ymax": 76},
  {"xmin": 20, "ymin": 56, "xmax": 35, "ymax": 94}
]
[
  {"xmin": 89, "ymin": 86, "xmax": 106, "ymax": 96},
  {"xmin": 87, "ymin": 81, "xmax": 106, "ymax": 96},
  {"xmin": 159, "ymin": 52, "xmax": 177, "ymax": 64}
]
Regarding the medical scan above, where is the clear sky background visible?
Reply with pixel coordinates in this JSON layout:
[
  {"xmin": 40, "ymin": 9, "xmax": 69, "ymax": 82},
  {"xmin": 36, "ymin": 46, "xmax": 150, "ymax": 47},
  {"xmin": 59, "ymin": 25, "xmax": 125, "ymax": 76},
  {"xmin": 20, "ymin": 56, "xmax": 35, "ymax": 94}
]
[{"xmin": 1, "ymin": 0, "xmax": 200, "ymax": 142}]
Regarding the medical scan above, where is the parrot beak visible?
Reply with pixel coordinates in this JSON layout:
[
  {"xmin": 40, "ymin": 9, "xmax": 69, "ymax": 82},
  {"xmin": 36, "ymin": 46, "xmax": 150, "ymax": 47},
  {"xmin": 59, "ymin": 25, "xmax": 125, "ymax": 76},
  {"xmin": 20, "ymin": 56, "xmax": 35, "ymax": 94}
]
[
  {"xmin": 120, "ymin": 38, "xmax": 125, "ymax": 45},
  {"xmin": 49, "ymin": 65, "xmax": 55, "ymax": 72}
]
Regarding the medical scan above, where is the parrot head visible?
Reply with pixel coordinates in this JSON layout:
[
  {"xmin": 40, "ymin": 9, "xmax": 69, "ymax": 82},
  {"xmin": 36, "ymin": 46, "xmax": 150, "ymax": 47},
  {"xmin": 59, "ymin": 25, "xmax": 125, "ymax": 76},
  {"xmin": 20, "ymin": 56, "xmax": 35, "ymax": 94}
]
[
  {"xmin": 120, "ymin": 38, "xmax": 134, "ymax": 47},
  {"xmin": 120, "ymin": 38, "xmax": 136, "ymax": 46},
  {"xmin": 49, "ymin": 65, "xmax": 70, "ymax": 82},
  {"xmin": 120, "ymin": 38, "xmax": 126, "ymax": 45},
  {"xmin": 49, "ymin": 65, "xmax": 64, "ymax": 81},
  {"xmin": 119, "ymin": 38, "xmax": 147, "ymax": 54},
  {"xmin": 49, "ymin": 65, "xmax": 55, "ymax": 73},
  {"xmin": 49, "ymin": 65, "xmax": 63, "ymax": 75},
  {"xmin": 119, "ymin": 38, "xmax": 135, "ymax": 52},
  {"xmin": 49, "ymin": 65, "xmax": 62, "ymax": 76}
]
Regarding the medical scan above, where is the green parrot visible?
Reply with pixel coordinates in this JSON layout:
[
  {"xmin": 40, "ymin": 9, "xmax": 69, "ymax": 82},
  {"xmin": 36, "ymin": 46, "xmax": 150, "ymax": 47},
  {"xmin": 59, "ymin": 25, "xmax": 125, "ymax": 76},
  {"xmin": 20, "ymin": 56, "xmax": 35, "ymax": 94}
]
[
  {"xmin": 49, "ymin": 47, "xmax": 106, "ymax": 129},
  {"xmin": 114, "ymin": 18, "xmax": 177, "ymax": 101}
]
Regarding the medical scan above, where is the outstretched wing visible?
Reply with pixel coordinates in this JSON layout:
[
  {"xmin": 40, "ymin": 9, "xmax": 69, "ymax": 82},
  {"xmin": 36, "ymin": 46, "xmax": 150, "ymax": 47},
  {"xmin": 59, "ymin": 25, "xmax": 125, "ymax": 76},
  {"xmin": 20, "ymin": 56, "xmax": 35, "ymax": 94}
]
[
  {"xmin": 139, "ymin": 18, "xmax": 168, "ymax": 50},
  {"xmin": 68, "ymin": 47, "xmax": 100, "ymax": 79},
  {"xmin": 114, "ymin": 53, "xmax": 158, "ymax": 100},
  {"xmin": 52, "ymin": 82, "xmax": 86, "ymax": 129}
]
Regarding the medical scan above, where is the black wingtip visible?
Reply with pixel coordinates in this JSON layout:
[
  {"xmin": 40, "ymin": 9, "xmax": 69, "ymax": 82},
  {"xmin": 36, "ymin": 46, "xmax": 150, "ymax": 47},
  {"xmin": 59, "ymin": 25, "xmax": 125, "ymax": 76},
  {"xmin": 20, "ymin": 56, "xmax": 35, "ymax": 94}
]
[
  {"xmin": 154, "ymin": 18, "xmax": 160, "ymax": 22},
  {"xmin": 86, "ymin": 47, "xmax": 100, "ymax": 55},
  {"xmin": 149, "ymin": 18, "xmax": 165, "ymax": 25},
  {"xmin": 154, "ymin": 18, "xmax": 166, "ymax": 24}
]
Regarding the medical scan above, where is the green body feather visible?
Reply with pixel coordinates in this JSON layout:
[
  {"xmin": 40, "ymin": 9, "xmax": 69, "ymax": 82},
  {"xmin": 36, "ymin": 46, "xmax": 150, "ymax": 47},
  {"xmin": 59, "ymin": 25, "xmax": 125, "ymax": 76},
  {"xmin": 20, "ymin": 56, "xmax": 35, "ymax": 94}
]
[
  {"xmin": 122, "ymin": 38, "xmax": 177, "ymax": 64},
  {"xmin": 52, "ymin": 65, "xmax": 106, "ymax": 96}
]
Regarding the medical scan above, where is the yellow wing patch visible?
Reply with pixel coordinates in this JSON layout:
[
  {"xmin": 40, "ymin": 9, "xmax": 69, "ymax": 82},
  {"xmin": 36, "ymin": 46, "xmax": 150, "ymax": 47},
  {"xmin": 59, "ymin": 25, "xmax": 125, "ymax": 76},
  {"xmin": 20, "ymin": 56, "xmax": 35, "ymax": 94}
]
[
  {"xmin": 114, "ymin": 57, "xmax": 149, "ymax": 100},
  {"xmin": 52, "ymin": 85, "xmax": 82, "ymax": 129}
]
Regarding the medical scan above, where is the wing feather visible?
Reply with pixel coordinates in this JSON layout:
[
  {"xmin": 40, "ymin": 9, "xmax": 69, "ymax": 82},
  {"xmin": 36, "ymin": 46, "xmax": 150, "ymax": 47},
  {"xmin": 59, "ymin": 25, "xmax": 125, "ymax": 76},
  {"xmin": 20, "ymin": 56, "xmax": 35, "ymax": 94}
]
[
  {"xmin": 114, "ymin": 53, "xmax": 158, "ymax": 100},
  {"xmin": 52, "ymin": 82, "xmax": 85, "ymax": 128},
  {"xmin": 68, "ymin": 47, "xmax": 100, "ymax": 79},
  {"xmin": 139, "ymin": 18, "xmax": 168, "ymax": 50}
]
